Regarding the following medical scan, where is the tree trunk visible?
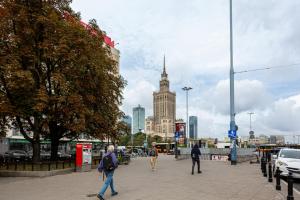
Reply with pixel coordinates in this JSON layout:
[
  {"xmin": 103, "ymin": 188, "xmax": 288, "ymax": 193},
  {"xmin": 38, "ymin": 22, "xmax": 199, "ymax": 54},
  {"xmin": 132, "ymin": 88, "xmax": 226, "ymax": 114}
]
[
  {"xmin": 32, "ymin": 141, "xmax": 40, "ymax": 163},
  {"xmin": 50, "ymin": 138, "xmax": 59, "ymax": 161}
]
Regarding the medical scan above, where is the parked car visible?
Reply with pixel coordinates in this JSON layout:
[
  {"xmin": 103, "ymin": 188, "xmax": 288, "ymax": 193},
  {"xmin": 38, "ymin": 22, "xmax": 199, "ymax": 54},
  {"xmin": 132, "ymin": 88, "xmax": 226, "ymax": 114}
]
[
  {"xmin": 274, "ymin": 148, "xmax": 300, "ymax": 179},
  {"xmin": 57, "ymin": 152, "xmax": 72, "ymax": 160},
  {"xmin": 4, "ymin": 150, "xmax": 30, "ymax": 162},
  {"xmin": 167, "ymin": 149, "xmax": 175, "ymax": 155},
  {"xmin": 27, "ymin": 150, "xmax": 50, "ymax": 160},
  {"xmin": 28, "ymin": 151, "xmax": 71, "ymax": 160}
]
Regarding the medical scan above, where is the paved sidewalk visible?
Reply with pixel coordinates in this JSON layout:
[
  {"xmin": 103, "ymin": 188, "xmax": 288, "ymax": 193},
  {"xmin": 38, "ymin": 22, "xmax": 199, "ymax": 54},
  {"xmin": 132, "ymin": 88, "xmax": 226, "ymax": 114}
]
[{"xmin": 0, "ymin": 155, "xmax": 299, "ymax": 200}]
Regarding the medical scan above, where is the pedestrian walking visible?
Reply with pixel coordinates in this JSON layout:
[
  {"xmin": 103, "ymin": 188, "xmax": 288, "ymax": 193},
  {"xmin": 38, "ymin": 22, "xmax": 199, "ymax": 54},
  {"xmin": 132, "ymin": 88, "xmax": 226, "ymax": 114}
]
[
  {"xmin": 97, "ymin": 145, "xmax": 118, "ymax": 200},
  {"xmin": 149, "ymin": 142, "xmax": 158, "ymax": 171},
  {"xmin": 191, "ymin": 144, "xmax": 202, "ymax": 175}
]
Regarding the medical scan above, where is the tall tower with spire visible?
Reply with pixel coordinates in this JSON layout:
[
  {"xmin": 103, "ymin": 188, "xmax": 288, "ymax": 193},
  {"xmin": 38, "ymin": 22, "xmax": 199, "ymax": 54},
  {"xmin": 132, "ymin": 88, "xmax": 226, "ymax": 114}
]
[
  {"xmin": 153, "ymin": 56, "xmax": 176, "ymax": 140},
  {"xmin": 160, "ymin": 56, "xmax": 169, "ymax": 92}
]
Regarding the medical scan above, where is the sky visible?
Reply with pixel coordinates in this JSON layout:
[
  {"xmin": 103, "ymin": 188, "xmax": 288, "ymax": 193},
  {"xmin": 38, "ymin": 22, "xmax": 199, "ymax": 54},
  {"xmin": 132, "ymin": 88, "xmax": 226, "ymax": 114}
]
[{"xmin": 71, "ymin": 0, "xmax": 300, "ymax": 142}]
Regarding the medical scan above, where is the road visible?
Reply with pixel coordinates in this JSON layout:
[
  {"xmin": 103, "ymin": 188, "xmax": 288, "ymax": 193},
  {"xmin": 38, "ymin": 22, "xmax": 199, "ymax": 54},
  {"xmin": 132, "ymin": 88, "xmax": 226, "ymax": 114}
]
[
  {"xmin": 292, "ymin": 179, "xmax": 300, "ymax": 192},
  {"xmin": 279, "ymin": 176, "xmax": 300, "ymax": 193}
]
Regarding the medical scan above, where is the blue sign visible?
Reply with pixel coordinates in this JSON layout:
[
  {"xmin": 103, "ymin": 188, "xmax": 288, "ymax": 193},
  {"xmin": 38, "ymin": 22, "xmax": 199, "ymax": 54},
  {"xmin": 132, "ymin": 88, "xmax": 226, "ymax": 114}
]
[
  {"xmin": 228, "ymin": 130, "xmax": 236, "ymax": 139},
  {"xmin": 174, "ymin": 132, "xmax": 179, "ymax": 138}
]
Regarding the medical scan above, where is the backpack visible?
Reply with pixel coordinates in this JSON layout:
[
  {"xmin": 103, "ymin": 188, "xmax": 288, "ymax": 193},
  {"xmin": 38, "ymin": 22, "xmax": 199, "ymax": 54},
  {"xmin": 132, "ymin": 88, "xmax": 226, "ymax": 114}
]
[
  {"xmin": 149, "ymin": 149, "xmax": 156, "ymax": 157},
  {"xmin": 102, "ymin": 154, "xmax": 115, "ymax": 172}
]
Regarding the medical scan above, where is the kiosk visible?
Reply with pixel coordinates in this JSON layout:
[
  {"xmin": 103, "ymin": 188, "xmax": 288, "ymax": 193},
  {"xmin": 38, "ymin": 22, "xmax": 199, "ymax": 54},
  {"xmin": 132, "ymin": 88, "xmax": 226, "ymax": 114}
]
[{"xmin": 76, "ymin": 143, "xmax": 92, "ymax": 172}]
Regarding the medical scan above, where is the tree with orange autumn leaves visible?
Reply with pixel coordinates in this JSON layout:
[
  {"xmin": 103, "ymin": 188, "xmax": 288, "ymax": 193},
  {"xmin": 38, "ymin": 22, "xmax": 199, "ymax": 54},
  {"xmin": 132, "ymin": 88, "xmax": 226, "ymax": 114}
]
[{"xmin": 0, "ymin": 0, "xmax": 126, "ymax": 162}]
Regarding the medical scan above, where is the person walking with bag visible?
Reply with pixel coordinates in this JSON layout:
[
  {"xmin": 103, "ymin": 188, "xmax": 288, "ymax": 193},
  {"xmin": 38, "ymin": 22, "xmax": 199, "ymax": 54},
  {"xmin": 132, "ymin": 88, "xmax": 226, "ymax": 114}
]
[
  {"xmin": 191, "ymin": 144, "xmax": 202, "ymax": 175},
  {"xmin": 149, "ymin": 142, "xmax": 158, "ymax": 171},
  {"xmin": 97, "ymin": 145, "xmax": 118, "ymax": 200}
]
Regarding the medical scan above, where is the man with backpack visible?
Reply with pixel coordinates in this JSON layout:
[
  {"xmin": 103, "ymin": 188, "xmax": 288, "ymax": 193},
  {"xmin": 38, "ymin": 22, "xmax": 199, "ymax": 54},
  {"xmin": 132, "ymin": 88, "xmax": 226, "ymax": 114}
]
[
  {"xmin": 191, "ymin": 144, "xmax": 202, "ymax": 175},
  {"xmin": 97, "ymin": 145, "xmax": 118, "ymax": 200},
  {"xmin": 149, "ymin": 142, "xmax": 158, "ymax": 171}
]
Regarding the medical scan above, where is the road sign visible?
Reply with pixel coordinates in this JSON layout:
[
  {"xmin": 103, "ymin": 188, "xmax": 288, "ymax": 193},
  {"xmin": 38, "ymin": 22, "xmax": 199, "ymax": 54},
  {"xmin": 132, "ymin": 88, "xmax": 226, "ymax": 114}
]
[{"xmin": 228, "ymin": 130, "xmax": 236, "ymax": 139}]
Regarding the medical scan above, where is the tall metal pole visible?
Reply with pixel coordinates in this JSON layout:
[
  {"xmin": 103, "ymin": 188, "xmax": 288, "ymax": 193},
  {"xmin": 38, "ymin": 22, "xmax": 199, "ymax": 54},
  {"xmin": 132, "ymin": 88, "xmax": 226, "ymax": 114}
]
[
  {"xmin": 182, "ymin": 87, "xmax": 192, "ymax": 147},
  {"xmin": 229, "ymin": 0, "xmax": 237, "ymax": 165},
  {"xmin": 186, "ymin": 90, "xmax": 188, "ymax": 140},
  {"xmin": 131, "ymin": 115, "xmax": 133, "ymax": 154},
  {"xmin": 248, "ymin": 112, "xmax": 254, "ymax": 131}
]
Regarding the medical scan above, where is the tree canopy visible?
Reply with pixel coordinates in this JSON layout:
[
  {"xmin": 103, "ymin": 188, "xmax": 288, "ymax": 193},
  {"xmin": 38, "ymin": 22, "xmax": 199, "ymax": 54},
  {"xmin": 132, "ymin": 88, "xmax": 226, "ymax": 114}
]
[{"xmin": 0, "ymin": 0, "xmax": 126, "ymax": 161}]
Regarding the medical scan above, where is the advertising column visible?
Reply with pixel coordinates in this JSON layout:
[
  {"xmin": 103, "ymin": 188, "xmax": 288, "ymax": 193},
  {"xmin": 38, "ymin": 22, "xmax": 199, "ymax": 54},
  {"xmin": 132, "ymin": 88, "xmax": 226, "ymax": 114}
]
[{"xmin": 175, "ymin": 122, "xmax": 186, "ymax": 147}]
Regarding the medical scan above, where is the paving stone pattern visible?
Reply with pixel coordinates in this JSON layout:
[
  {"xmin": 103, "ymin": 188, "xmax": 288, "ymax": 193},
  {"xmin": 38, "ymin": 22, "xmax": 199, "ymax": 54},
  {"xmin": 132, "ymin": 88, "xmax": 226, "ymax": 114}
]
[{"xmin": 0, "ymin": 155, "xmax": 299, "ymax": 200}]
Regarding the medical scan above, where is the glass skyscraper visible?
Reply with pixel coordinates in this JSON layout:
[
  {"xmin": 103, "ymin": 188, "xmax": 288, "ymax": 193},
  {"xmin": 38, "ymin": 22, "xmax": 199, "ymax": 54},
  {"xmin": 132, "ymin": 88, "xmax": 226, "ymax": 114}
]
[
  {"xmin": 122, "ymin": 115, "xmax": 132, "ymax": 127},
  {"xmin": 189, "ymin": 116, "xmax": 198, "ymax": 139},
  {"xmin": 132, "ymin": 105, "xmax": 145, "ymax": 134}
]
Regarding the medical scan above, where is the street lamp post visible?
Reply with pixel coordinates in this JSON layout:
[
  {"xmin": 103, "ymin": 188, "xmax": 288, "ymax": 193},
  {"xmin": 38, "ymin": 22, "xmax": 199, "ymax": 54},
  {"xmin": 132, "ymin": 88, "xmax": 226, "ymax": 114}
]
[
  {"xmin": 248, "ymin": 112, "xmax": 254, "ymax": 132},
  {"xmin": 131, "ymin": 118, "xmax": 134, "ymax": 154},
  {"xmin": 229, "ymin": 0, "xmax": 237, "ymax": 165},
  {"xmin": 182, "ymin": 86, "xmax": 192, "ymax": 148}
]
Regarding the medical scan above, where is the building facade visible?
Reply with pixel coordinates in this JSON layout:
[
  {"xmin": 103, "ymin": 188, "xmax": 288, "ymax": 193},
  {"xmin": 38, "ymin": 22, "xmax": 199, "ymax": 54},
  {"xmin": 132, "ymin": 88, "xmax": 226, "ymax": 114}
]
[
  {"xmin": 145, "ymin": 116, "xmax": 155, "ymax": 136},
  {"xmin": 132, "ymin": 105, "xmax": 145, "ymax": 134},
  {"xmin": 269, "ymin": 135, "xmax": 285, "ymax": 145},
  {"xmin": 153, "ymin": 57, "xmax": 176, "ymax": 140},
  {"xmin": 189, "ymin": 116, "xmax": 198, "ymax": 139}
]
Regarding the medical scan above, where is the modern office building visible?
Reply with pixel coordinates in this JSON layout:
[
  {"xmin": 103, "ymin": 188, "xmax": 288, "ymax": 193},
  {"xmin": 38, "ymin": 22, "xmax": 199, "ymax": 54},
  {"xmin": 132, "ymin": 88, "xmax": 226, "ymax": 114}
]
[
  {"xmin": 132, "ymin": 105, "xmax": 145, "ymax": 134},
  {"xmin": 122, "ymin": 115, "xmax": 132, "ymax": 127},
  {"xmin": 153, "ymin": 56, "xmax": 176, "ymax": 139},
  {"xmin": 189, "ymin": 116, "xmax": 198, "ymax": 139}
]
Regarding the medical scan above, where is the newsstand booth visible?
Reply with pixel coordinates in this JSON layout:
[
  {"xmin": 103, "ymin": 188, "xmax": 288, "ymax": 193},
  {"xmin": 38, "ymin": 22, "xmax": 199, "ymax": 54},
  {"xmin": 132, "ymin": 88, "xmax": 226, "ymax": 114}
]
[{"xmin": 76, "ymin": 143, "xmax": 92, "ymax": 172}]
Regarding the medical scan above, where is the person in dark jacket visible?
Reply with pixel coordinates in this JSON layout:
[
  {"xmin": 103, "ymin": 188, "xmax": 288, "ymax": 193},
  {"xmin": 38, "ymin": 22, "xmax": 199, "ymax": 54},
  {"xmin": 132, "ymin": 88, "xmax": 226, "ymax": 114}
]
[
  {"xmin": 191, "ymin": 144, "xmax": 202, "ymax": 175},
  {"xmin": 97, "ymin": 145, "xmax": 118, "ymax": 200}
]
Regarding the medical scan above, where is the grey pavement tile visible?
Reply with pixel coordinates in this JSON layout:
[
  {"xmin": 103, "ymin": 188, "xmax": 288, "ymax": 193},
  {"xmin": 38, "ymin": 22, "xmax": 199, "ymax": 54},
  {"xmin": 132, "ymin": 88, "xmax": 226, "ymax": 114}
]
[{"xmin": 0, "ymin": 155, "xmax": 299, "ymax": 200}]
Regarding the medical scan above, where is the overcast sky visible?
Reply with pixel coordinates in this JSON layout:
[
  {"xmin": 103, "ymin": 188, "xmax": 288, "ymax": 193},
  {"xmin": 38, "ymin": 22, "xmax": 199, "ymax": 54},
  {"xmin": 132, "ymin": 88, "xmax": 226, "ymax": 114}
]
[{"xmin": 71, "ymin": 0, "xmax": 300, "ymax": 141}]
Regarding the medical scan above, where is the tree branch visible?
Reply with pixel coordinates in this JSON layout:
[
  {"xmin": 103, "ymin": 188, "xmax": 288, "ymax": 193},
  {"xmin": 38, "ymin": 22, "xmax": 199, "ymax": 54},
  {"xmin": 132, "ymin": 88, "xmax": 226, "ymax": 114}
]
[{"xmin": 16, "ymin": 116, "xmax": 33, "ymax": 143}]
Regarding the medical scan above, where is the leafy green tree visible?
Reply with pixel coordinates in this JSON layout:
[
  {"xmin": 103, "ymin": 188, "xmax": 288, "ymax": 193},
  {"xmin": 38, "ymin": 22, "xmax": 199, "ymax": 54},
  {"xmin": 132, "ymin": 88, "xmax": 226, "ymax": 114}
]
[
  {"xmin": 0, "ymin": 0, "xmax": 125, "ymax": 161},
  {"xmin": 118, "ymin": 134, "xmax": 131, "ymax": 146}
]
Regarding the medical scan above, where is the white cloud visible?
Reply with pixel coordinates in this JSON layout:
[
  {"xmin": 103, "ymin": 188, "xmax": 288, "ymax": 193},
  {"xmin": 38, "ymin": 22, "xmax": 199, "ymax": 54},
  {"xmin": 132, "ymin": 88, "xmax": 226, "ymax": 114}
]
[
  {"xmin": 202, "ymin": 79, "xmax": 272, "ymax": 115},
  {"xmin": 121, "ymin": 79, "xmax": 156, "ymax": 116},
  {"xmin": 71, "ymin": 0, "xmax": 300, "ymax": 139},
  {"xmin": 263, "ymin": 94, "xmax": 300, "ymax": 132}
]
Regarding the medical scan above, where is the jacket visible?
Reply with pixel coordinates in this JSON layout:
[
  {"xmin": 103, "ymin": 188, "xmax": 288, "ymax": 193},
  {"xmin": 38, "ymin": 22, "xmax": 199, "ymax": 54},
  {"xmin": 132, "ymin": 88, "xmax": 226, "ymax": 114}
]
[
  {"xmin": 98, "ymin": 152, "xmax": 118, "ymax": 172},
  {"xmin": 191, "ymin": 144, "xmax": 201, "ymax": 160}
]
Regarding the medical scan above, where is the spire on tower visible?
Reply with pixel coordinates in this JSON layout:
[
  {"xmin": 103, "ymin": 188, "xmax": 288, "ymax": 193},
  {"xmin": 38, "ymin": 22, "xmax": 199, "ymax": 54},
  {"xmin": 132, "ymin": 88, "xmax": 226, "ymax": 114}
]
[{"xmin": 161, "ymin": 55, "xmax": 168, "ymax": 78}]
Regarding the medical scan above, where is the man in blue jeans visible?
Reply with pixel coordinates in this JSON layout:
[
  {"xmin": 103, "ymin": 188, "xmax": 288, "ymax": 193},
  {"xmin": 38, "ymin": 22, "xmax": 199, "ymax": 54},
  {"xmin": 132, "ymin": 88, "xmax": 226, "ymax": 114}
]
[{"xmin": 97, "ymin": 145, "xmax": 118, "ymax": 200}]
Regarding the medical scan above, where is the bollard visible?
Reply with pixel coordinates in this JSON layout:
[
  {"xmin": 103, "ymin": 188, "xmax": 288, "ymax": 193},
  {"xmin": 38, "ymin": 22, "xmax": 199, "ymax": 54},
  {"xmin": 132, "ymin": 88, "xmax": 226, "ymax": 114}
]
[
  {"xmin": 48, "ymin": 162, "xmax": 51, "ymax": 171},
  {"xmin": 261, "ymin": 157, "xmax": 263, "ymax": 172},
  {"xmin": 268, "ymin": 162, "xmax": 273, "ymax": 182},
  {"xmin": 287, "ymin": 172, "xmax": 294, "ymax": 200},
  {"xmin": 267, "ymin": 152, "xmax": 271, "ymax": 163},
  {"xmin": 275, "ymin": 167, "xmax": 281, "ymax": 190},
  {"xmin": 263, "ymin": 160, "xmax": 267, "ymax": 177},
  {"xmin": 262, "ymin": 158, "xmax": 266, "ymax": 176}
]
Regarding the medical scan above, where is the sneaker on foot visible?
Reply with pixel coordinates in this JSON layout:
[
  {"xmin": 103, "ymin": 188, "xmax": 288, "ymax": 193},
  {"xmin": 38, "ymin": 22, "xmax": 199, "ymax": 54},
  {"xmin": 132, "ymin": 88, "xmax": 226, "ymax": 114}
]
[
  {"xmin": 198, "ymin": 171, "xmax": 202, "ymax": 174},
  {"xmin": 97, "ymin": 194, "xmax": 105, "ymax": 200},
  {"xmin": 112, "ymin": 192, "xmax": 118, "ymax": 196}
]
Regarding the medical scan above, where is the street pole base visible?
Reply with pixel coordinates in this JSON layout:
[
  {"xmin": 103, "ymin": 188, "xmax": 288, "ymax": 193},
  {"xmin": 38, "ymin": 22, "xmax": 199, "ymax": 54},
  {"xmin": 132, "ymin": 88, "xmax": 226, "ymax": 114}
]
[
  {"xmin": 287, "ymin": 196, "xmax": 294, "ymax": 200},
  {"xmin": 231, "ymin": 160, "xmax": 237, "ymax": 165},
  {"xmin": 276, "ymin": 185, "xmax": 281, "ymax": 191}
]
